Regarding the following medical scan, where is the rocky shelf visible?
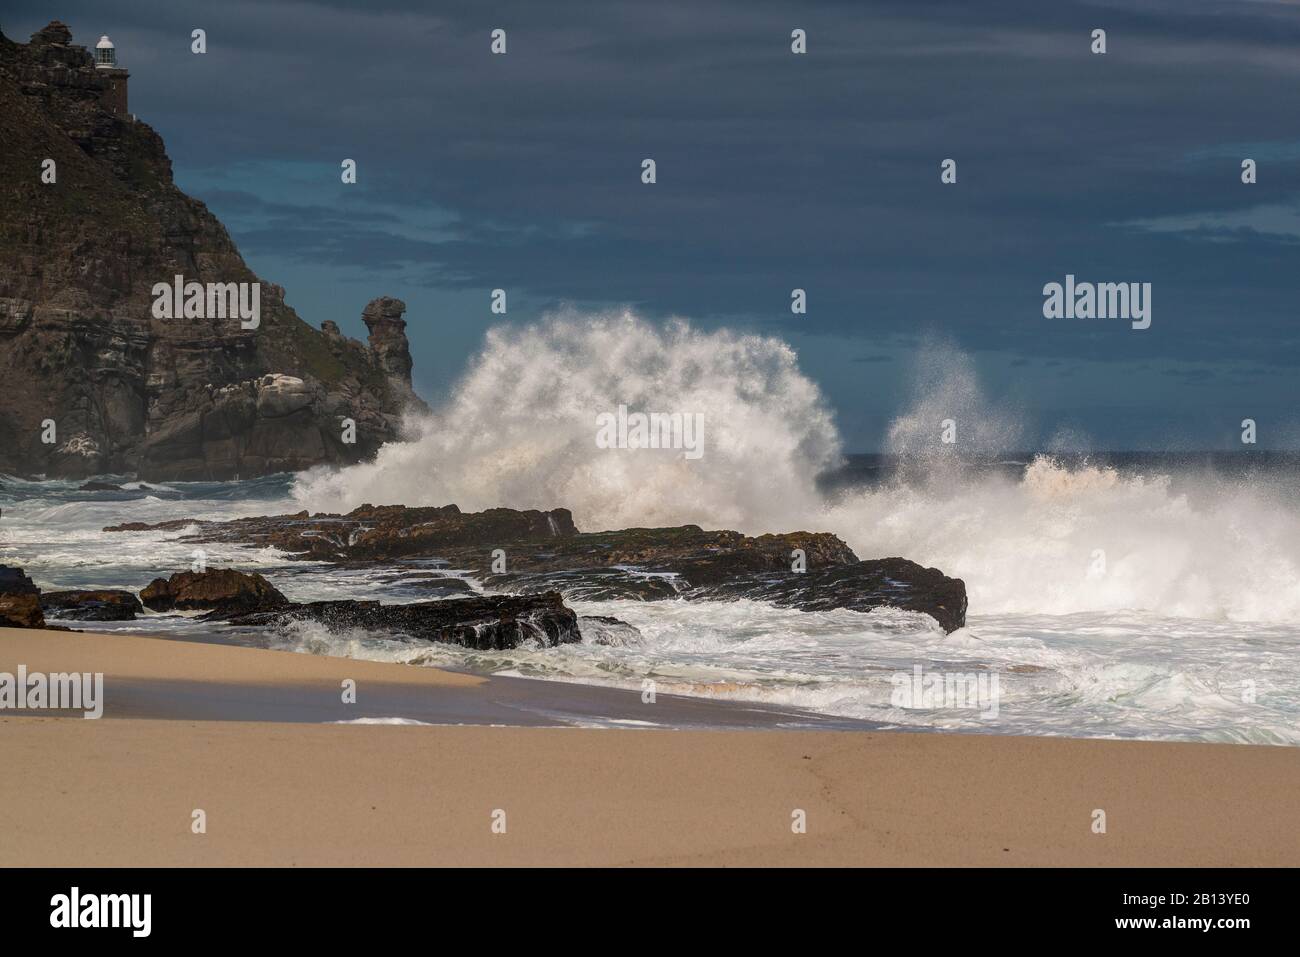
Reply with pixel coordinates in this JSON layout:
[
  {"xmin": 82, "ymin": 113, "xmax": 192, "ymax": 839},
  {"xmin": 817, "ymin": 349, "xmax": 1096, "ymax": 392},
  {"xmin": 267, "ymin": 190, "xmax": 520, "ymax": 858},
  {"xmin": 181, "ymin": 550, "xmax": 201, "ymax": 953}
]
[{"xmin": 106, "ymin": 503, "xmax": 968, "ymax": 632}]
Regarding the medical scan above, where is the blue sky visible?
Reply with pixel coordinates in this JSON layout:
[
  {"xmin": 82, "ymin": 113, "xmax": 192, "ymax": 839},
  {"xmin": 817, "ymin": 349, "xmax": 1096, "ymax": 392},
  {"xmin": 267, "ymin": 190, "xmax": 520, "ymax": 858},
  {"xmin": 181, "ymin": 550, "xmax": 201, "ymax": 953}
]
[{"xmin": 8, "ymin": 0, "xmax": 1300, "ymax": 450}]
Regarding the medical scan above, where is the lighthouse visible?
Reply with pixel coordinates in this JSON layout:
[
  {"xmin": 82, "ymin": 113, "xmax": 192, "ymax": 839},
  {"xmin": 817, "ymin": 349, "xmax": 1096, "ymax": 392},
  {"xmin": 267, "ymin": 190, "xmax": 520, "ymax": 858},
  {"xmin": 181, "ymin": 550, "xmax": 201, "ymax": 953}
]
[{"xmin": 94, "ymin": 35, "xmax": 129, "ymax": 116}]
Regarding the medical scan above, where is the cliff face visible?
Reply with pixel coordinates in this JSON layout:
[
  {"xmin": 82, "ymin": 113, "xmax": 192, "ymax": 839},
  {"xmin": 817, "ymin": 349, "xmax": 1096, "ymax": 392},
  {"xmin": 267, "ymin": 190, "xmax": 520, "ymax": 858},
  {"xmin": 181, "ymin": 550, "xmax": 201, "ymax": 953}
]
[{"xmin": 0, "ymin": 22, "xmax": 428, "ymax": 480}]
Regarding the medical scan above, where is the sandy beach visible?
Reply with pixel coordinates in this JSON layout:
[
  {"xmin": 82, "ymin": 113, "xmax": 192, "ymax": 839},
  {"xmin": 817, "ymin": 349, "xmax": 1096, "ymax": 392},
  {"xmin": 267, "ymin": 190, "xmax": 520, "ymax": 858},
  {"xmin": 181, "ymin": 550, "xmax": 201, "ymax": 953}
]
[{"xmin": 2, "ymin": 627, "xmax": 1297, "ymax": 867}]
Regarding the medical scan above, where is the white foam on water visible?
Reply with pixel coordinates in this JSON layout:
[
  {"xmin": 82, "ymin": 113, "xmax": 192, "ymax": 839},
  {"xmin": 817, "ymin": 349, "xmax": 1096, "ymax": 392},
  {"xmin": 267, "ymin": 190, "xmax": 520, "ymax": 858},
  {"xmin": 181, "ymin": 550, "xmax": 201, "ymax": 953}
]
[{"xmin": 826, "ymin": 455, "xmax": 1300, "ymax": 621}]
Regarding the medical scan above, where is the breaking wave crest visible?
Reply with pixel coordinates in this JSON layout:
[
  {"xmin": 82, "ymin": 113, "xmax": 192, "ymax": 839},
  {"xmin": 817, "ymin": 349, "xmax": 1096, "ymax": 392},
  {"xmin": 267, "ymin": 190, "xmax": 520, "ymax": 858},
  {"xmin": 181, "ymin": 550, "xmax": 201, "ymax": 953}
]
[{"xmin": 294, "ymin": 309, "xmax": 842, "ymax": 532}]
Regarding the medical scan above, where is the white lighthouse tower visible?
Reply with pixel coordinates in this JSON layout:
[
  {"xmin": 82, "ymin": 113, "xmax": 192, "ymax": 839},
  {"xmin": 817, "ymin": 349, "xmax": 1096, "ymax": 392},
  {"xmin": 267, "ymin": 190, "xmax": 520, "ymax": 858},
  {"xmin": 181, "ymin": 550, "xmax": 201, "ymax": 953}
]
[
  {"xmin": 94, "ymin": 35, "xmax": 116, "ymax": 66},
  {"xmin": 93, "ymin": 35, "xmax": 129, "ymax": 116}
]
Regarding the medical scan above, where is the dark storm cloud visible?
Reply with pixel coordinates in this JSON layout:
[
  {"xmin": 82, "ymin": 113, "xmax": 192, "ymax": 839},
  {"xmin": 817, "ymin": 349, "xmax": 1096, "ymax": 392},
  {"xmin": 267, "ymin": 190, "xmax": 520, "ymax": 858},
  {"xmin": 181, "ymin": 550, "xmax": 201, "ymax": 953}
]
[{"xmin": 5, "ymin": 0, "xmax": 1299, "ymax": 446}]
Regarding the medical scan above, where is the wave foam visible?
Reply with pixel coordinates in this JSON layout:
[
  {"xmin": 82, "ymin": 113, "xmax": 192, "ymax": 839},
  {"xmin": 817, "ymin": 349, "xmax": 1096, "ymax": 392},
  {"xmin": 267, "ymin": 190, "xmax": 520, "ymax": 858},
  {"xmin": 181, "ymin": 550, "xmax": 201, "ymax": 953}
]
[
  {"xmin": 828, "ymin": 456, "xmax": 1300, "ymax": 620},
  {"xmin": 293, "ymin": 309, "xmax": 841, "ymax": 532}
]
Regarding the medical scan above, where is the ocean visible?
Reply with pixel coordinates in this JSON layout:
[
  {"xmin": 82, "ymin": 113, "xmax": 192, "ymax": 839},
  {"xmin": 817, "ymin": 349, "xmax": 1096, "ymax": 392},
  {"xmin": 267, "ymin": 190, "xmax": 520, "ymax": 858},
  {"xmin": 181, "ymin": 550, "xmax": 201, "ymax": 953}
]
[{"xmin": 3, "ymin": 316, "xmax": 1298, "ymax": 744}]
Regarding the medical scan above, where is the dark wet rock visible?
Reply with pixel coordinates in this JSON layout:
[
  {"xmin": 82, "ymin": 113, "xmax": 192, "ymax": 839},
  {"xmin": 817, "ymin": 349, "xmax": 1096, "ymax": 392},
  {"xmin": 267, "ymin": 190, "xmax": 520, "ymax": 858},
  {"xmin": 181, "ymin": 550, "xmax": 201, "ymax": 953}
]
[
  {"xmin": 77, "ymin": 481, "xmax": 123, "ymax": 492},
  {"xmin": 135, "ymin": 565, "xmax": 578, "ymax": 650},
  {"xmin": 0, "ymin": 567, "xmax": 40, "ymax": 594},
  {"xmin": 140, "ymin": 568, "xmax": 290, "ymax": 616},
  {"xmin": 106, "ymin": 503, "xmax": 578, "ymax": 562},
  {"xmin": 40, "ymin": 588, "xmax": 142, "ymax": 621},
  {"xmin": 225, "ymin": 591, "xmax": 580, "ymax": 651},
  {"xmin": 0, "ymin": 564, "xmax": 44, "ymax": 628},
  {"xmin": 107, "ymin": 504, "xmax": 968, "ymax": 631},
  {"xmin": 498, "ymin": 558, "xmax": 966, "ymax": 631},
  {"xmin": 692, "ymin": 558, "xmax": 969, "ymax": 634}
]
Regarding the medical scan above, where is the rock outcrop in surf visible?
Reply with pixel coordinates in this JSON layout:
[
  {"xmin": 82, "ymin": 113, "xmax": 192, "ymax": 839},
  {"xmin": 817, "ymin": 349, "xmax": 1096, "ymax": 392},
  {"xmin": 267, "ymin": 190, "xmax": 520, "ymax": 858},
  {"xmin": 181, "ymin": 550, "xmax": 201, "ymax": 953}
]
[
  {"xmin": 0, "ymin": 23, "xmax": 426, "ymax": 480},
  {"xmin": 9, "ymin": 564, "xmax": 585, "ymax": 650},
  {"xmin": 140, "ymin": 569, "xmax": 290, "ymax": 617},
  {"xmin": 105, "ymin": 503, "xmax": 969, "ymax": 632},
  {"xmin": 40, "ymin": 589, "xmax": 142, "ymax": 621},
  {"xmin": 0, "ymin": 565, "xmax": 44, "ymax": 628}
]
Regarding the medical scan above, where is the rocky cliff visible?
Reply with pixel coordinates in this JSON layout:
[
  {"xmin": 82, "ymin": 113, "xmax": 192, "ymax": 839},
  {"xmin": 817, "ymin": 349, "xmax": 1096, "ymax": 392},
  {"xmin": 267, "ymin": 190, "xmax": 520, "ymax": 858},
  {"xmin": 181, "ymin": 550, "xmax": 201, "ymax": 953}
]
[{"xmin": 0, "ymin": 22, "xmax": 427, "ymax": 480}]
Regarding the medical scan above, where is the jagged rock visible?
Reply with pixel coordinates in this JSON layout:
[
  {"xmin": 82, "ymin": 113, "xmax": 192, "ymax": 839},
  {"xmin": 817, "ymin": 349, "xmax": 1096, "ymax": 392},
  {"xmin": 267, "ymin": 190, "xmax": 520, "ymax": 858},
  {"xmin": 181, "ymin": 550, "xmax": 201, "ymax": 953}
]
[
  {"xmin": 77, "ymin": 481, "xmax": 123, "ymax": 491},
  {"xmin": 140, "ymin": 568, "xmax": 289, "ymax": 616},
  {"xmin": 693, "ymin": 558, "xmax": 969, "ymax": 634},
  {"xmin": 32, "ymin": 21, "xmax": 73, "ymax": 46},
  {"xmin": 132, "ymin": 564, "xmax": 578, "ymax": 650},
  {"xmin": 225, "ymin": 592, "xmax": 581, "ymax": 651},
  {"xmin": 40, "ymin": 588, "xmax": 142, "ymax": 621},
  {"xmin": 106, "ymin": 505, "xmax": 968, "ymax": 631},
  {"xmin": 107, "ymin": 503, "xmax": 578, "ymax": 562},
  {"xmin": 362, "ymin": 297, "xmax": 415, "ymax": 395},
  {"xmin": 0, "ymin": 23, "xmax": 426, "ymax": 480},
  {"xmin": 0, "ymin": 565, "xmax": 45, "ymax": 628}
]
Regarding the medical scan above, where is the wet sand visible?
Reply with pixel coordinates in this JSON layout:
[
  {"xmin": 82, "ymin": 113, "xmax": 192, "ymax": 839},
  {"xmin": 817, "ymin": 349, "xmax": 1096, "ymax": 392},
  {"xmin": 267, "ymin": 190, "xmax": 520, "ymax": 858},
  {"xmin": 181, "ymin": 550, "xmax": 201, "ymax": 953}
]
[{"xmin": 0, "ymin": 627, "xmax": 870, "ymax": 729}]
